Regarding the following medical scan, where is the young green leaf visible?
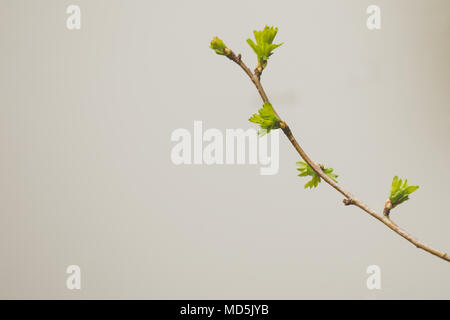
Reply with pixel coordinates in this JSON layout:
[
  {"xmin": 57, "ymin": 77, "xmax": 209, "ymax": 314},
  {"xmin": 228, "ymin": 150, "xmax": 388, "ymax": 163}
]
[
  {"xmin": 249, "ymin": 102, "xmax": 281, "ymax": 136},
  {"xmin": 389, "ymin": 176, "xmax": 419, "ymax": 208},
  {"xmin": 210, "ymin": 37, "xmax": 229, "ymax": 56},
  {"xmin": 297, "ymin": 161, "xmax": 338, "ymax": 189},
  {"xmin": 246, "ymin": 26, "xmax": 283, "ymax": 68}
]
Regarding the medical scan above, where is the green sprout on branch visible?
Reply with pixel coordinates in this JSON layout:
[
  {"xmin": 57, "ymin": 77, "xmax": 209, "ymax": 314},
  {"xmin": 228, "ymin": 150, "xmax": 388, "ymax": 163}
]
[
  {"xmin": 246, "ymin": 26, "xmax": 283, "ymax": 73},
  {"xmin": 210, "ymin": 37, "xmax": 229, "ymax": 56},
  {"xmin": 249, "ymin": 102, "xmax": 282, "ymax": 136},
  {"xmin": 297, "ymin": 161, "xmax": 338, "ymax": 189},
  {"xmin": 384, "ymin": 176, "xmax": 419, "ymax": 213}
]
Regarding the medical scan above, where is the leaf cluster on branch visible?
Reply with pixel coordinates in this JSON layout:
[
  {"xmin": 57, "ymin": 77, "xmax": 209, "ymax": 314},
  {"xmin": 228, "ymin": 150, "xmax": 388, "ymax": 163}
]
[
  {"xmin": 248, "ymin": 102, "xmax": 281, "ymax": 136},
  {"xmin": 297, "ymin": 162, "xmax": 338, "ymax": 189},
  {"xmin": 246, "ymin": 26, "xmax": 283, "ymax": 74}
]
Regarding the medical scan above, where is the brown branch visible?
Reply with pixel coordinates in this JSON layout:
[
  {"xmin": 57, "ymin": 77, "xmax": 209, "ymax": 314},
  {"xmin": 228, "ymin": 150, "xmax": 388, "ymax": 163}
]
[{"xmin": 223, "ymin": 49, "xmax": 450, "ymax": 263}]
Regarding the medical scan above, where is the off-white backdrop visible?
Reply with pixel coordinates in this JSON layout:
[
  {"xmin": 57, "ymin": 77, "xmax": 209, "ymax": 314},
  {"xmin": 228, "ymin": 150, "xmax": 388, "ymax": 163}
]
[{"xmin": 1, "ymin": 0, "xmax": 449, "ymax": 299}]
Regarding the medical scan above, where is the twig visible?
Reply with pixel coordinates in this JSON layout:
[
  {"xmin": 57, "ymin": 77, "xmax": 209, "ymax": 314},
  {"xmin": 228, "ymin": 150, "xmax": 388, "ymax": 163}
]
[{"xmin": 223, "ymin": 49, "xmax": 450, "ymax": 263}]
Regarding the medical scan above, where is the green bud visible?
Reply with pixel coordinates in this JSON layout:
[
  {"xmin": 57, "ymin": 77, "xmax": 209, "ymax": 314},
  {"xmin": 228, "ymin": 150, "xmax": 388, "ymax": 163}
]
[
  {"xmin": 246, "ymin": 26, "xmax": 283, "ymax": 66},
  {"xmin": 248, "ymin": 102, "xmax": 281, "ymax": 136},
  {"xmin": 210, "ymin": 37, "xmax": 228, "ymax": 55},
  {"xmin": 297, "ymin": 162, "xmax": 338, "ymax": 189},
  {"xmin": 389, "ymin": 176, "xmax": 419, "ymax": 208}
]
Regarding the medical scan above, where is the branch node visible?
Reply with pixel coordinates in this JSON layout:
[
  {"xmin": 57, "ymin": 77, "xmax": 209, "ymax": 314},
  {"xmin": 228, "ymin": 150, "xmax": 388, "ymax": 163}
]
[
  {"xmin": 254, "ymin": 67, "xmax": 263, "ymax": 79},
  {"xmin": 383, "ymin": 199, "xmax": 392, "ymax": 218},
  {"xmin": 343, "ymin": 198, "xmax": 355, "ymax": 206}
]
